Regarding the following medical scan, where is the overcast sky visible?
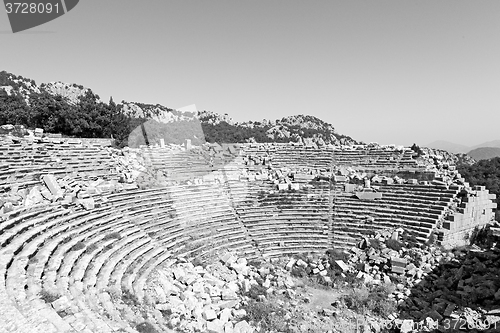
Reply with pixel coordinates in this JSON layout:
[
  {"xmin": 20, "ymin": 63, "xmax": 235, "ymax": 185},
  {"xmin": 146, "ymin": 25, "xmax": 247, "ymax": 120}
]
[{"xmin": 1, "ymin": 0, "xmax": 499, "ymax": 146}]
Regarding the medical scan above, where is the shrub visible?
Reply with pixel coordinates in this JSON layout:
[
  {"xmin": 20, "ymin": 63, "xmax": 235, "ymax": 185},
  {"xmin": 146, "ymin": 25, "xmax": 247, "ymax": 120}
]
[
  {"xmin": 191, "ymin": 257, "xmax": 205, "ymax": 268},
  {"xmin": 70, "ymin": 241, "xmax": 86, "ymax": 251},
  {"xmin": 122, "ymin": 289, "xmax": 140, "ymax": 306},
  {"xmin": 326, "ymin": 248, "xmax": 349, "ymax": 264},
  {"xmin": 290, "ymin": 266, "xmax": 307, "ymax": 278},
  {"xmin": 242, "ymin": 300, "xmax": 292, "ymax": 333},
  {"xmin": 135, "ymin": 321, "xmax": 158, "ymax": 333},
  {"xmin": 247, "ymin": 259, "xmax": 263, "ymax": 269},
  {"xmin": 468, "ymin": 225, "xmax": 489, "ymax": 246},
  {"xmin": 107, "ymin": 286, "xmax": 121, "ymax": 302},
  {"xmin": 341, "ymin": 284, "xmax": 396, "ymax": 317},
  {"xmin": 368, "ymin": 238, "xmax": 382, "ymax": 250},
  {"xmin": 244, "ymin": 284, "xmax": 268, "ymax": 300},
  {"xmin": 86, "ymin": 243, "xmax": 98, "ymax": 253},
  {"xmin": 386, "ymin": 239, "xmax": 403, "ymax": 251},
  {"xmin": 427, "ymin": 231, "xmax": 438, "ymax": 246},
  {"xmin": 401, "ymin": 231, "xmax": 418, "ymax": 248},
  {"xmin": 160, "ymin": 308, "xmax": 173, "ymax": 319},
  {"xmin": 39, "ymin": 289, "xmax": 61, "ymax": 303},
  {"xmin": 103, "ymin": 232, "xmax": 121, "ymax": 241},
  {"xmin": 28, "ymin": 256, "xmax": 39, "ymax": 265}
]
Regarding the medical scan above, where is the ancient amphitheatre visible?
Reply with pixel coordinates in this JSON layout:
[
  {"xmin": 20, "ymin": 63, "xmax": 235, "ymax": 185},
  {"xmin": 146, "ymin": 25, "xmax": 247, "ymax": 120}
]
[{"xmin": 0, "ymin": 113, "xmax": 498, "ymax": 333}]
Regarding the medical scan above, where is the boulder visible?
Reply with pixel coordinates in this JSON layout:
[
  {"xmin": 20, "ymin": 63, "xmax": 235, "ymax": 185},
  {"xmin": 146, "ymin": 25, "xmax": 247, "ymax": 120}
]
[
  {"xmin": 207, "ymin": 319, "xmax": 225, "ymax": 333},
  {"xmin": 203, "ymin": 308, "xmax": 218, "ymax": 321},
  {"xmin": 233, "ymin": 320, "xmax": 254, "ymax": 333},
  {"xmin": 334, "ymin": 260, "xmax": 349, "ymax": 272}
]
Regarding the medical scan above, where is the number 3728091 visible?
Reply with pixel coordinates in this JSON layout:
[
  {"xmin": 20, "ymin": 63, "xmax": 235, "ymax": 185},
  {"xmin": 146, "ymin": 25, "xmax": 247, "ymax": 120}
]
[
  {"xmin": 5, "ymin": 2, "xmax": 60, "ymax": 14},
  {"xmin": 443, "ymin": 318, "xmax": 498, "ymax": 331}
]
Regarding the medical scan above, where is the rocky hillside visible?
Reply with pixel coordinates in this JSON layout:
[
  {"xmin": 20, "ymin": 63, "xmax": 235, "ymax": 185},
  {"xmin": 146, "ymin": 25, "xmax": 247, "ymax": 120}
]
[
  {"xmin": 0, "ymin": 70, "xmax": 358, "ymax": 147},
  {"xmin": 415, "ymin": 146, "xmax": 476, "ymax": 167},
  {"xmin": 199, "ymin": 112, "xmax": 358, "ymax": 146}
]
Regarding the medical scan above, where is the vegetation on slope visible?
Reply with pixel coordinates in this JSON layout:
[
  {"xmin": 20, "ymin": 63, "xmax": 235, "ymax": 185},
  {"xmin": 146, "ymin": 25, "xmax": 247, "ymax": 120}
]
[
  {"xmin": 458, "ymin": 157, "xmax": 500, "ymax": 221},
  {"xmin": 0, "ymin": 70, "xmax": 357, "ymax": 148},
  {"xmin": 467, "ymin": 147, "xmax": 500, "ymax": 161}
]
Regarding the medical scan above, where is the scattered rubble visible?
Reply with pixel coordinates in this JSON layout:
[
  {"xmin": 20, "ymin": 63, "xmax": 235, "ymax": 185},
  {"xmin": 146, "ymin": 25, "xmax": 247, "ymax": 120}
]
[{"xmin": 281, "ymin": 227, "xmax": 500, "ymax": 332}]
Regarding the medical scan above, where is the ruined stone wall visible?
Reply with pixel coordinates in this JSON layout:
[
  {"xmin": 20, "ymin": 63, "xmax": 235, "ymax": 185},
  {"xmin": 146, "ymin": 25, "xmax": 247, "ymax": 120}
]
[{"xmin": 441, "ymin": 185, "xmax": 497, "ymax": 248}]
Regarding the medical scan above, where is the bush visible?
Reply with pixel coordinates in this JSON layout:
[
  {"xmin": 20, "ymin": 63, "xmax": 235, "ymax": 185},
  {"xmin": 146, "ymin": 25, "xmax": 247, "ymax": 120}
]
[
  {"xmin": 122, "ymin": 289, "xmax": 140, "ymax": 306},
  {"xmin": 244, "ymin": 284, "xmax": 268, "ymax": 300},
  {"xmin": 247, "ymin": 259, "xmax": 263, "ymax": 269},
  {"xmin": 290, "ymin": 266, "xmax": 307, "ymax": 278},
  {"xmin": 85, "ymin": 243, "xmax": 98, "ymax": 253},
  {"xmin": 70, "ymin": 241, "xmax": 86, "ymax": 251},
  {"xmin": 242, "ymin": 300, "xmax": 292, "ymax": 333},
  {"xmin": 191, "ymin": 257, "xmax": 205, "ymax": 268},
  {"xmin": 368, "ymin": 238, "xmax": 382, "ymax": 250},
  {"xmin": 468, "ymin": 226, "xmax": 489, "ymax": 246},
  {"xmin": 401, "ymin": 231, "xmax": 418, "ymax": 248},
  {"xmin": 341, "ymin": 284, "xmax": 396, "ymax": 317},
  {"xmin": 427, "ymin": 231, "xmax": 438, "ymax": 246},
  {"xmin": 386, "ymin": 239, "xmax": 403, "ymax": 251},
  {"xmin": 39, "ymin": 289, "xmax": 61, "ymax": 303},
  {"xmin": 326, "ymin": 248, "xmax": 349, "ymax": 264},
  {"xmin": 136, "ymin": 321, "xmax": 158, "ymax": 333},
  {"xmin": 103, "ymin": 232, "xmax": 121, "ymax": 241}
]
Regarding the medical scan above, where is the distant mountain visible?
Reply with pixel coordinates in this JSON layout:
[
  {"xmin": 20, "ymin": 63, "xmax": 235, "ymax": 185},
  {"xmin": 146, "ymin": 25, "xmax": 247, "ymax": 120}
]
[
  {"xmin": 470, "ymin": 140, "xmax": 500, "ymax": 150},
  {"xmin": 425, "ymin": 140, "xmax": 470, "ymax": 154},
  {"xmin": 467, "ymin": 147, "xmax": 500, "ymax": 161},
  {"xmin": 425, "ymin": 139, "xmax": 500, "ymax": 161}
]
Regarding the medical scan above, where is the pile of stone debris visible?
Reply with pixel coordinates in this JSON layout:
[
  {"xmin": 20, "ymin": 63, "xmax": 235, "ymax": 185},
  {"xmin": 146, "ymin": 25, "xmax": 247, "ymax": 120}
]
[
  {"xmin": 0, "ymin": 146, "xmax": 149, "ymax": 214},
  {"xmin": 144, "ymin": 254, "xmax": 260, "ymax": 333},
  {"xmin": 0, "ymin": 169, "xmax": 140, "ymax": 215},
  {"xmin": 143, "ymin": 250, "xmax": 368, "ymax": 333},
  {"xmin": 291, "ymin": 227, "xmax": 500, "ymax": 333},
  {"xmin": 137, "ymin": 226, "xmax": 500, "ymax": 333}
]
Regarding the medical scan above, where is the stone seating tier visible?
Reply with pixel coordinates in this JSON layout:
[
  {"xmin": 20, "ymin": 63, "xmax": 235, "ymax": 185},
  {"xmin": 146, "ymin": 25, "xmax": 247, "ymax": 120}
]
[{"xmin": 0, "ymin": 141, "xmax": 495, "ymax": 332}]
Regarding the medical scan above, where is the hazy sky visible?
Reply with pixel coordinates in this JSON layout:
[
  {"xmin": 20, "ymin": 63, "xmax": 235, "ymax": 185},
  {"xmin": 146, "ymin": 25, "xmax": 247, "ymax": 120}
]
[{"xmin": 1, "ymin": 1, "xmax": 499, "ymax": 146}]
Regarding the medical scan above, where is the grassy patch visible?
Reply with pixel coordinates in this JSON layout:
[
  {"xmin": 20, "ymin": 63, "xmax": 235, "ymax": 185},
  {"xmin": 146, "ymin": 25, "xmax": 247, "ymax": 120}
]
[
  {"xmin": 341, "ymin": 284, "xmax": 396, "ymax": 317},
  {"xmin": 244, "ymin": 284, "xmax": 268, "ymax": 300},
  {"xmin": 247, "ymin": 259, "xmax": 263, "ymax": 269},
  {"xmin": 368, "ymin": 238, "xmax": 382, "ymax": 250},
  {"xmin": 242, "ymin": 300, "xmax": 292, "ymax": 333},
  {"xmin": 135, "ymin": 321, "xmax": 158, "ymax": 333},
  {"xmin": 385, "ymin": 238, "xmax": 403, "ymax": 251},
  {"xmin": 70, "ymin": 241, "xmax": 86, "ymax": 251},
  {"xmin": 122, "ymin": 289, "xmax": 140, "ymax": 307},
  {"xmin": 103, "ymin": 232, "xmax": 122, "ymax": 241},
  {"xmin": 85, "ymin": 243, "xmax": 98, "ymax": 253},
  {"xmin": 39, "ymin": 289, "xmax": 61, "ymax": 303}
]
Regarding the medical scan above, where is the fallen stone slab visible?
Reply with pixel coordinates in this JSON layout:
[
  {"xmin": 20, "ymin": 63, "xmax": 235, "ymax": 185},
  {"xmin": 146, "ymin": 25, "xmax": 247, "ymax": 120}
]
[
  {"xmin": 233, "ymin": 320, "xmax": 254, "ymax": 333},
  {"xmin": 335, "ymin": 260, "xmax": 349, "ymax": 272},
  {"xmin": 42, "ymin": 174, "xmax": 63, "ymax": 196}
]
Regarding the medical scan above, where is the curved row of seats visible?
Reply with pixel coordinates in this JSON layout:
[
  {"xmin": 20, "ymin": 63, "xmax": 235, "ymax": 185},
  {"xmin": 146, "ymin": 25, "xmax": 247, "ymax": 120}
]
[
  {"xmin": 227, "ymin": 180, "xmax": 331, "ymax": 257},
  {"xmin": 241, "ymin": 144, "xmax": 419, "ymax": 170},
  {"xmin": 144, "ymin": 146, "xmax": 241, "ymax": 181},
  {"xmin": 0, "ymin": 181, "xmax": 260, "ymax": 332},
  {"xmin": 0, "ymin": 141, "xmax": 118, "ymax": 190},
  {"xmin": 331, "ymin": 184, "xmax": 458, "ymax": 248},
  {"xmin": 0, "ymin": 142, "xmax": 469, "ymax": 332}
]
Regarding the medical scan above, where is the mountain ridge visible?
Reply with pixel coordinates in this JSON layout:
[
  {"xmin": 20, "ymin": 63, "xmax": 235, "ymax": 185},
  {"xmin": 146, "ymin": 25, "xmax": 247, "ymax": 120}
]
[
  {"xmin": 426, "ymin": 139, "xmax": 500, "ymax": 156},
  {"xmin": 0, "ymin": 70, "xmax": 358, "ymax": 147},
  {"xmin": 468, "ymin": 147, "xmax": 500, "ymax": 161}
]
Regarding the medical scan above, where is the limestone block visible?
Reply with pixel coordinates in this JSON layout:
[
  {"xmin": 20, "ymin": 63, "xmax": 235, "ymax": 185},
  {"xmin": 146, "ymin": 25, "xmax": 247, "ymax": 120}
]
[{"xmin": 203, "ymin": 308, "xmax": 217, "ymax": 321}]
